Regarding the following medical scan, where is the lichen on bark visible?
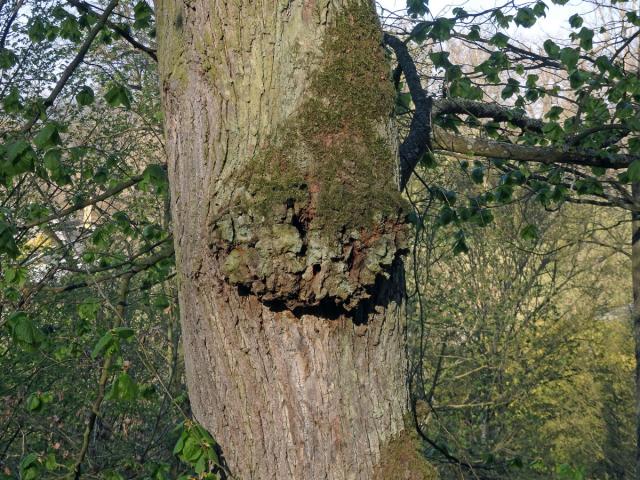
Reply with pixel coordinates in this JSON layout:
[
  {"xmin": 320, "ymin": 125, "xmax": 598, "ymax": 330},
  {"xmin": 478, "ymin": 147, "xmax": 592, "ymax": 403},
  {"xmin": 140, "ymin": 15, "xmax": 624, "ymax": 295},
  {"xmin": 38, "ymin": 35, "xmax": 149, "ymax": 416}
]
[{"xmin": 209, "ymin": 1, "xmax": 409, "ymax": 312}]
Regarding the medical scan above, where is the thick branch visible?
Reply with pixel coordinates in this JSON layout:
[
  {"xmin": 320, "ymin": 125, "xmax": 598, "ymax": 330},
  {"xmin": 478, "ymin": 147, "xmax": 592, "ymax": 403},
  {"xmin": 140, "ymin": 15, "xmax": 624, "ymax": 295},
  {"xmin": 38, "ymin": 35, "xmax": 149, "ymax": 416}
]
[
  {"xmin": 18, "ymin": 0, "xmax": 119, "ymax": 134},
  {"xmin": 46, "ymin": 245, "xmax": 174, "ymax": 294},
  {"xmin": 383, "ymin": 33, "xmax": 433, "ymax": 189},
  {"xmin": 72, "ymin": 272, "xmax": 132, "ymax": 480},
  {"xmin": 66, "ymin": 0, "xmax": 158, "ymax": 62},
  {"xmin": 433, "ymin": 98, "xmax": 544, "ymax": 133},
  {"xmin": 433, "ymin": 126, "xmax": 636, "ymax": 169},
  {"xmin": 21, "ymin": 165, "xmax": 167, "ymax": 228}
]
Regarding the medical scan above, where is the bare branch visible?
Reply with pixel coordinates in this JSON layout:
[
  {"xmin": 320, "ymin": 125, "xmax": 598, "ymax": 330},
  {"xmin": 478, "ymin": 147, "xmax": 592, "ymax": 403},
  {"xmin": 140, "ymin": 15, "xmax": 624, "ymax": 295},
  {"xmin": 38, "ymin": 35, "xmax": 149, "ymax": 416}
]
[{"xmin": 433, "ymin": 125, "xmax": 636, "ymax": 169}]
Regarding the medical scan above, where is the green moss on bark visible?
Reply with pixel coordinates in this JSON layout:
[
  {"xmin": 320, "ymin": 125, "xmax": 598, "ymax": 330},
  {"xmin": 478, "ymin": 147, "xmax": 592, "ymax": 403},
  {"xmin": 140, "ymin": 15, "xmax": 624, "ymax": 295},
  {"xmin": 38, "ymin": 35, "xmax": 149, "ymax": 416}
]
[
  {"xmin": 374, "ymin": 430, "xmax": 438, "ymax": 480},
  {"xmin": 210, "ymin": 1, "xmax": 409, "ymax": 311},
  {"xmin": 244, "ymin": 1, "xmax": 405, "ymax": 232}
]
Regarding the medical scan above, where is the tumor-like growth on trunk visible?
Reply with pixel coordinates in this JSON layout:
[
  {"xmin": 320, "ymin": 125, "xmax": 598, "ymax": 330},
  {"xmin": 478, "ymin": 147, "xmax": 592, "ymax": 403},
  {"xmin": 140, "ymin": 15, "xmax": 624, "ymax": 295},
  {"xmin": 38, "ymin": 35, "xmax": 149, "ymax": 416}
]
[{"xmin": 208, "ymin": 2, "xmax": 408, "ymax": 312}]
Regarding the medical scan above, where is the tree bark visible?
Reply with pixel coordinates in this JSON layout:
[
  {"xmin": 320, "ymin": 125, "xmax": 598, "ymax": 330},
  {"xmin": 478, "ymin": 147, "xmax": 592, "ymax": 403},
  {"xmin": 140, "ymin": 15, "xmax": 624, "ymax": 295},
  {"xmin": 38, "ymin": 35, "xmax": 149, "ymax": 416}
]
[
  {"xmin": 633, "ymin": 182, "xmax": 640, "ymax": 480},
  {"xmin": 156, "ymin": 1, "xmax": 430, "ymax": 478}
]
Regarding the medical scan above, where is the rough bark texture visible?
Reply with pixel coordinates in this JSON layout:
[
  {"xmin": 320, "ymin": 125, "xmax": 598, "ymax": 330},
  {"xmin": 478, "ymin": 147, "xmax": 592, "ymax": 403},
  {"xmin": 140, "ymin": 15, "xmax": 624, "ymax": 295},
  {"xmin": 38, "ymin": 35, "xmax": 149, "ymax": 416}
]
[
  {"xmin": 157, "ymin": 1, "xmax": 429, "ymax": 478},
  {"xmin": 633, "ymin": 182, "xmax": 640, "ymax": 480}
]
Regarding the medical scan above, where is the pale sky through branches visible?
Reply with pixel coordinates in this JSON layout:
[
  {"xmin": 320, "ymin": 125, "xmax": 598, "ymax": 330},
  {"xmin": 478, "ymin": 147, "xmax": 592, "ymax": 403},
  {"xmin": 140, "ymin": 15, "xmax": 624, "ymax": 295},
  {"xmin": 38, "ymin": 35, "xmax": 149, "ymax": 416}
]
[{"xmin": 378, "ymin": 0, "xmax": 592, "ymax": 41}]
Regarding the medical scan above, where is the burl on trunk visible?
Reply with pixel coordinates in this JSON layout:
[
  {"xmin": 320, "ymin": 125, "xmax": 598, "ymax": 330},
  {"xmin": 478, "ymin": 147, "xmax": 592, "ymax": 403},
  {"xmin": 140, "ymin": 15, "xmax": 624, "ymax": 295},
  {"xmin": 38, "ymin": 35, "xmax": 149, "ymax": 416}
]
[{"xmin": 157, "ymin": 0, "xmax": 435, "ymax": 477}]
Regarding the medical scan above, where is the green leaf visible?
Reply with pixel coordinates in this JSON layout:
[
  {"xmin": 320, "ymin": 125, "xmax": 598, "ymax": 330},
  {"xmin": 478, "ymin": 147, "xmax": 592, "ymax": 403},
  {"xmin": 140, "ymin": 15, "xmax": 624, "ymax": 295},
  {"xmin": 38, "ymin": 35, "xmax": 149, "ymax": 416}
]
[
  {"xmin": 0, "ymin": 220, "xmax": 20, "ymax": 257},
  {"xmin": 492, "ymin": 10, "xmax": 512, "ymax": 28},
  {"xmin": 545, "ymin": 106, "xmax": 563, "ymax": 120},
  {"xmin": 514, "ymin": 7, "xmax": 536, "ymax": 28},
  {"xmin": 26, "ymin": 393, "xmax": 42, "ymax": 412},
  {"xmin": 104, "ymin": 84, "xmax": 132, "ymax": 109},
  {"xmin": 406, "ymin": 0, "xmax": 429, "ymax": 17},
  {"xmin": 429, "ymin": 18, "xmax": 455, "ymax": 41},
  {"xmin": 433, "ymin": 187, "xmax": 457, "ymax": 205},
  {"xmin": 4, "ymin": 266, "xmax": 27, "ymax": 287},
  {"xmin": 543, "ymin": 39, "xmax": 561, "ymax": 59},
  {"xmin": 19, "ymin": 453, "xmax": 40, "ymax": 480},
  {"xmin": 569, "ymin": 14, "xmax": 583, "ymax": 28},
  {"xmin": 521, "ymin": 224, "xmax": 538, "ymax": 241},
  {"xmin": 452, "ymin": 7, "xmax": 468, "ymax": 18},
  {"xmin": 112, "ymin": 327, "xmax": 135, "ymax": 339},
  {"xmin": 569, "ymin": 69, "xmax": 589, "ymax": 89},
  {"xmin": 627, "ymin": 11, "xmax": 640, "ymax": 26},
  {"xmin": 501, "ymin": 78, "xmax": 520, "ymax": 99},
  {"xmin": 33, "ymin": 123, "xmax": 61, "ymax": 150},
  {"xmin": 410, "ymin": 22, "xmax": 431, "ymax": 43},
  {"xmin": 533, "ymin": 2, "xmax": 547, "ymax": 17},
  {"xmin": 3, "ymin": 87, "xmax": 22, "ymax": 113},
  {"xmin": 0, "ymin": 48, "xmax": 17, "ymax": 69},
  {"xmin": 577, "ymin": 27, "xmax": 594, "ymax": 51},
  {"xmin": 467, "ymin": 25, "xmax": 481, "ymax": 41},
  {"xmin": 495, "ymin": 184, "xmax": 513, "ymax": 203},
  {"xmin": 575, "ymin": 178, "xmax": 603, "ymax": 195},
  {"xmin": 452, "ymin": 230, "xmax": 469, "ymax": 255},
  {"xmin": 107, "ymin": 372, "xmax": 139, "ymax": 402},
  {"xmin": 7, "ymin": 312, "xmax": 44, "ymax": 350},
  {"xmin": 436, "ymin": 206, "xmax": 457, "ymax": 227},
  {"xmin": 449, "ymin": 77, "xmax": 482, "ymax": 100},
  {"xmin": 133, "ymin": 1, "xmax": 154, "ymax": 29},
  {"xmin": 627, "ymin": 160, "xmax": 640, "ymax": 182},
  {"xmin": 194, "ymin": 455, "xmax": 207, "ymax": 475},
  {"xmin": 44, "ymin": 453, "xmax": 58, "ymax": 471},
  {"xmin": 60, "ymin": 17, "xmax": 81, "ymax": 42},
  {"xmin": 91, "ymin": 332, "xmax": 114, "ymax": 359},
  {"xmin": 182, "ymin": 436, "xmax": 202, "ymax": 462},
  {"xmin": 489, "ymin": 32, "xmax": 509, "ymax": 49},
  {"xmin": 473, "ymin": 208, "xmax": 494, "ymax": 227},
  {"xmin": 28, "ymin": 18, "xmax": 48, "ymax": 43},
  {"xmin": 79, "ymin": 298, "xmax": 101, "ymax": 320},
  {"xmin": 5, "ymin": 139, "xmax": 37, "ymax": 176},
  {"xmin": 429, "ymin": 51, "xmax": 451, "ymax": 69},
  {"xmin": 141, "ymin": 164, "xmax": 168, "ymax": 194},
  {"xmin": 173, "ymin": 431, "xmax": 187, "ymax": 455},
  {"xmin": 470, "ymin": 166, "xmax": 484, "ymax": 184},
  {"xmin": 76, "ymin": 86, "xmax": 95, "ymax": 106},
  {"xmin": 560, "ymin": 47, "xmax": 580, "ymax": 71},
  {"xmin": 43, "ymin": 149, "xmax": 62, "ymax": 173}
]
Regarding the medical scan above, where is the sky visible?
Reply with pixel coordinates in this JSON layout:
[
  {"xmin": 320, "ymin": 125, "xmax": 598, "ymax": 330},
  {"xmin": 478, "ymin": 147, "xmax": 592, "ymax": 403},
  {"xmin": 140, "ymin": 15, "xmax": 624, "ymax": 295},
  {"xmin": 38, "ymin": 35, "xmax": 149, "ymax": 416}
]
[{"xmin": 377, "ymin": 0, "xmax": 592, "ymax": 40}]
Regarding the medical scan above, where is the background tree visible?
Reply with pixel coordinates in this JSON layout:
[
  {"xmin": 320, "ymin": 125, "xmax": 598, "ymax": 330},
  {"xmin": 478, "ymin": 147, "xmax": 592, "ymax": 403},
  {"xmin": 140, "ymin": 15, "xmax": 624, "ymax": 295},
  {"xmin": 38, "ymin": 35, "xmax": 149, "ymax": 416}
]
[{"xmin": 406, "ymin": 157, "xmax": 634, "ymax": 477}]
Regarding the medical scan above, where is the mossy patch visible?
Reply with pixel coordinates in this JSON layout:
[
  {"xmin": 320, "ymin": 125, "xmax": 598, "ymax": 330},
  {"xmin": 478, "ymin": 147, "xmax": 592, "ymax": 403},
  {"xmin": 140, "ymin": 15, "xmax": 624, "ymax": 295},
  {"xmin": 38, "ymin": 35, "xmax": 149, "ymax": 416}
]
[
  {"xmin": 242, "ymin": 0, "xmax": 406, "ymax": 233},
  {"xmin": 210, "ymin": 1, "xmax": 409, "ymax": 312},
  {"xmin": 157, "ymin": 2, "xmax": 188, "ymax": 88},
  {"xmin": 374, "ymin": 429, "xmax": 438, "ymax": 480}
]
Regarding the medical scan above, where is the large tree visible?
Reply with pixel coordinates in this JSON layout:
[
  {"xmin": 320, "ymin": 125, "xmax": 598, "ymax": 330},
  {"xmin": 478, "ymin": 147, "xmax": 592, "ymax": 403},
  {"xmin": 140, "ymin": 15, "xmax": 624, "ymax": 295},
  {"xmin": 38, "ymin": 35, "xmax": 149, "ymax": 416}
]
[
  {"xmin": 2, "ymin": 0, "xmax": 640, "ymax": 478},
  {"xmin": 155, "ymin": 1, "xmax": 430, "ymax": 477}
]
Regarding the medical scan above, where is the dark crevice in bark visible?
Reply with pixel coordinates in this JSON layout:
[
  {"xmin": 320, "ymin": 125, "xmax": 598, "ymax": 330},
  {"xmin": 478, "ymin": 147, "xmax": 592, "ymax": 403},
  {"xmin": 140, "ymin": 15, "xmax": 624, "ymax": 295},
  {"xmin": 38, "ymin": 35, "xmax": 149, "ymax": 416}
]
[
  {"xmin": 228, "ymin": 237, "xmax": 406, "ymax": 322},
  {"xmin": 210, "ymin": 196, "xmax": 408, "ymax": 313}
]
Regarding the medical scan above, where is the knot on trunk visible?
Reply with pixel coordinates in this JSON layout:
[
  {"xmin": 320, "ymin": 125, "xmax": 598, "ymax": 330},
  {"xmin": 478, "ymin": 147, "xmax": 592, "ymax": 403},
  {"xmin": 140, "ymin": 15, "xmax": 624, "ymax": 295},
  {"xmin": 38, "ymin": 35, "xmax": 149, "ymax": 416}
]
[{"xmin": 209, "ymin": 192, "xmax": 407, "ymax": 312}]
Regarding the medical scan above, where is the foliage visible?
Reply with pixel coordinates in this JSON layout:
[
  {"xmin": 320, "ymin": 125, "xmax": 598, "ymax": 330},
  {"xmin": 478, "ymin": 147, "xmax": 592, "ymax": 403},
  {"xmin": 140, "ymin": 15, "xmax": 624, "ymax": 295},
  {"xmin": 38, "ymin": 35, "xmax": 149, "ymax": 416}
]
[
  {"xmin": 405, "ymin": 161, "xmax": 634, "ymax": 477},
  {"xmin": 0, "ymin": 2, "xmax": 210, "ymax": 478},
  {"xmin": 0, "ymin": 0, "xmax": 638, "ymax": 477}
]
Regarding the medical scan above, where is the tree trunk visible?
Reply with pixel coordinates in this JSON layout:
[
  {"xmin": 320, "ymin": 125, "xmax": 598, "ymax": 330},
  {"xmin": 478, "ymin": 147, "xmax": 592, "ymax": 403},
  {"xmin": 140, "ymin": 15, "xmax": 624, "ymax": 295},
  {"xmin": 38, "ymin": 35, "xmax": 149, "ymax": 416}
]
[
  {"xmin": 156, "ymin": 1, "xmax": 432, "ymax": 478},
  {"xmin": 633, "ymin": 182, "xmax": 640, "ymax": 480}
]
